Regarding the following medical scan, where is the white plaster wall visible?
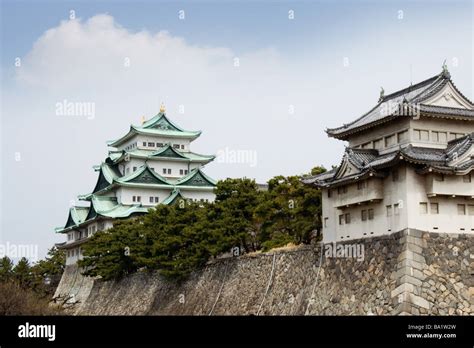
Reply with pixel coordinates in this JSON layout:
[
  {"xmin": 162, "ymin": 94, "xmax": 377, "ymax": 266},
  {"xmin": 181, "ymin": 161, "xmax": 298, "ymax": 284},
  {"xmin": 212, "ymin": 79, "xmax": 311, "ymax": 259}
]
[
  {"xmin": 322, "ymin": 166, "xmax": 410, "ymax": 242},
  {"xmin": 347, "ymin": 117, "xmax": 474, "ymax": 153},
  {"xmin": 409, "ymin": 118, "xmax": 474, "ymax": 148},
  {"xmin": 348, "ymin": 118, "xmax": 411, "ymax": 150},
  {"xmin": 66, "ymin": 248, "xmax": 79, "ymax": 265},
  {"xmin": 406, "ymin": 167, "xmax": 474, "ymax": 233},
  {"xmin": 64, "ymin": 219, "xmax": 115, "ymax": 265},
  {"xmin": 117, "ymin": 187, "xmax": 172, "ymax": 205},
  {"xmin": 179, "ymin": 189, "xmax": 215, "ymax": 202},
  {"xmin": 120, "ymin": 157, "xmax": 198, "ymax": 179},
  {"xmin": 117, "ymin": 135, "xmax": 191, "ymax": 152}
]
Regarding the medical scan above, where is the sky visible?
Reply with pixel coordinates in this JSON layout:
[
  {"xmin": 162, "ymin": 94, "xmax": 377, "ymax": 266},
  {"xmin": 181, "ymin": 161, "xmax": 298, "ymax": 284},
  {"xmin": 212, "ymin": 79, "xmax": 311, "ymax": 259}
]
[{"xmin": 0, "ymin": 0, "xmax": 473, "ymax": 260}]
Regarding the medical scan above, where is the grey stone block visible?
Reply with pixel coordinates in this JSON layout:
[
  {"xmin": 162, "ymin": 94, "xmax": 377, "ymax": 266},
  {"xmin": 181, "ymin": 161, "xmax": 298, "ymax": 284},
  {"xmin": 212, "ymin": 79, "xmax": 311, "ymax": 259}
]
[{"xmin": 399, "ymin": 275, "xmax": 423, "ymax": 287}]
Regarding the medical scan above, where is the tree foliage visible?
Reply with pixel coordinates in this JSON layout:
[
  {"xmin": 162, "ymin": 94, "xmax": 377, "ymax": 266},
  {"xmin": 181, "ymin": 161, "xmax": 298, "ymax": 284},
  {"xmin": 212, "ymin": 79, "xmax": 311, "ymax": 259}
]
[
  {"xmin": 79, "ymin": 219, "xmax": 148, "ymax": 280},
  {"xmin": 0, "ymin": 247, "xmax": 66, "ymax": 301},
  {"xmin": 80, "ymin": 172, "xmax": 324, "ymax": 281}
]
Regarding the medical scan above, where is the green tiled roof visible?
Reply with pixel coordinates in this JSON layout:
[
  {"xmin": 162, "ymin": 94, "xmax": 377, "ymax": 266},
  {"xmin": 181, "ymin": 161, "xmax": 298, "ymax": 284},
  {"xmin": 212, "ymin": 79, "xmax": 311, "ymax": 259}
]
[
  {"xmin": 56, "ymin": 196, "xmax": 149, "ymax": 233},
  {"xmin": 107, "ymin": 113, "xmax": 202, "ymax": 147},
  {"xmin": 108, "ymin": 152, "xmax": 123, "ymax": 161},
  {"xmin": 176, "ymin": 167, "xmax": 217, "ymax": 187},
  {"xmin": 79, "ymin": 163, "xmax": 216, "ymax": 200},
  {"xmin": 62, "ymin": 206, "xmax": 89, "ymax": 229},
  {"xmin": 115, "ymin": 164, "xmax": 171, "ymax": 186},
  {"xmin": 141, "ymin": 113, "xmax": 185, "ymax": 131},
  {"xmin": 89, "ymin": 162, "xmax": 122, "ymax": 195},
  {"xmin": 90, "ymin": 195, "xmax": 148, "ymax": 218},
  {"xmin": 162, "ymin": 188, "xmax": 186, "ymax": 205},
  {"xmin": 109, "ymin": 145, "xmax": 215, "ymax": 164}
]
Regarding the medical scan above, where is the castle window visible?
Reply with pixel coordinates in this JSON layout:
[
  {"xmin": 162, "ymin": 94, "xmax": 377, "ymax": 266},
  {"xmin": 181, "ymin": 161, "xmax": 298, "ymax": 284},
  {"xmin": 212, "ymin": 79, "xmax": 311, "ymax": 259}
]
[
  {"xmin": 327, "ymin": 189, "xmax": 332, "ymax": 198},
  {"xmin": 361, "ymin": 210, "xmax": 367, "ymax": 221},
  {"xmin": 163, "ymin": 168, "xmax": 167, "ymax": 174},
  {"xmin": 148, "ymin": 142, "xmax": 155, "ymax": 147},
  {"xmin": 184, "ymin": 170, "xmax": 188, "ymax": 175},
  {"xmin": 419, "ymin": 202, "xmax": 428, "ymax": 214},
  {"xmin": 457, "ymin": 204, "xmax": 466, "ymax": 215},
  {"xmin": 373, "ymin": 138, "xmax": 383, "ymax": 149},
  {"xmin": 384, "ymin": 134, "xmax": 395, "ymax": 147},
  {"xmin": 339, "ymin": 214, "xmax": 344, "ymax": 225},
  {"xmin": 448, "ymin": 132, "xmax": 464, "ymax": 141},
  {"xmin": 337, "ymin": 186, "xmax": 347, "ymax": 194},
  {"xmin": 181, "ymin": 145, "xmax": 185, "ymax": 149},
  {"xmin": 324, "ymin": 217, "xmax": 328, "ymax": 227},
  {"xmin": 173, "ymin": 144, "xmax": 180, "ymax": 149},
  {"xmin": 149, "ymin": 197, "xmax": 154, "ymax": 203},
  {"xmin": 386, "ymin": 205, "xmax": 392, "ymax": 217},
  {"xmin": 157, "ymin": 143, "xmax": 164, "ymax": 147},
  {"xmin": 434, "ymin": 174, "xmax": 444, "ymax": 182},
  {"xmin": 463, "ymin": 174, "xmax": 471, "ymax": 183},
  {"xmin": 167, "ymin": 168, "xmax": 172, "ymax": 175},
  {"xmin": 414, "ymin": 129, "xmax": 429, "ymax": 141},
  {"xmin": 438, "ymin": 132, "xmax": 447, "ymax": 142},
  {"xmin": 357, "ymin": 181, "xmax": 366, "ymax": 190},
  {"xmin": 143, "ymin": 142, "xmax": 146, "ymax": 147},
  {"xmin": 368, "ymin": 209, "xmax": 374, "ymax": 220},
  {"xmin": 180, "ymin": 169, "xmax": 184, "ymax": 175},
  {"xmin": 133, "ymin": 167, "xmax": 137, "ymax": 172},
  {"xmin": 155, "ymin": 197, "xmax": 159, "ymax": 203},
  {"xmin": 394, "ymin": 203, "xmax": 400, "ymax": 215},
  {"xmin": 397, "ymin": 130, "xmax": 408, "ymax": 143},
  {"xmin": 421, "ymin": 130, "xmax": 429, "ymax": 141},
  {"xmin": 468, "ymin": 205, "xmax": 474, "ymax": 216},
  {"xmin": 430, "ymin": 203, "xmax": 439, "ymax": 214},
  {"xmin": 392, "ymin": 169, "xmax": 399, "ymax": 182},
  {"xmin": 345, "ymin": 213, "xmax": 351, "ymax": 224}
]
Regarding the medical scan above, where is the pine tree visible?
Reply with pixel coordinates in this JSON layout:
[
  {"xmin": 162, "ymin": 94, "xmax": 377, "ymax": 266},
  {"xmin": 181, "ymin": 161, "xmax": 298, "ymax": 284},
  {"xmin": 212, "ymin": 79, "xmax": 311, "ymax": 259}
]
[
  {"xmin": 0, "ymin": 256, "xmax": 14, "ymax": 282},
  {"xmin": 13, "ymin": 257, "xmax": 33, "ymax": 288}
]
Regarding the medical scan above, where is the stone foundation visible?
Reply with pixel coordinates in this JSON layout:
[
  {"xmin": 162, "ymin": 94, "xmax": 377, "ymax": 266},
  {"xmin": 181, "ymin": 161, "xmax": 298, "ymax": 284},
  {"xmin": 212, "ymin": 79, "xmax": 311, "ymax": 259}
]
[{"xmin": 53, "ymin": 230, "xmax": 473, "ymax": 315}]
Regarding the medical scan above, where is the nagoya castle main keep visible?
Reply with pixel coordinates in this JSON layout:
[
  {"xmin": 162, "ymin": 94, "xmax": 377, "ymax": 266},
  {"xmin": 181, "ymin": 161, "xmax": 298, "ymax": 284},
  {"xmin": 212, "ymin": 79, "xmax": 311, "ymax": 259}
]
[{"xmin": 55, "ymin": 106, "xmax": 217, "ymax": 265}]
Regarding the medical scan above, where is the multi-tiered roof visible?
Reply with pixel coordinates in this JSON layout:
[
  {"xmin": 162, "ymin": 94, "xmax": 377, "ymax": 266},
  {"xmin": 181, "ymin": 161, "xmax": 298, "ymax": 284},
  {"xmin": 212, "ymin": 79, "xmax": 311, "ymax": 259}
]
[
  {"xmin": 56, "ymin": 110, "xmax": 216, "ymax": 235},
  {"xmin": 305, "ymin": 68, "xmax": 474, "ymax": 187},
  {"xmin": 326, "ymin": 68, "xmax": 474, "ymax": 140}
]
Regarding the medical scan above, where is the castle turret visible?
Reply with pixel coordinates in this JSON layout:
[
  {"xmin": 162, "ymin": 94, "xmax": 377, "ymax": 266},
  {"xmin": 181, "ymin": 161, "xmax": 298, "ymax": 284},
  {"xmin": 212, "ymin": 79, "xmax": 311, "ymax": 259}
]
[{"xmin": 55, "ymin": 110, "xmax": 217, "ymax": 265}]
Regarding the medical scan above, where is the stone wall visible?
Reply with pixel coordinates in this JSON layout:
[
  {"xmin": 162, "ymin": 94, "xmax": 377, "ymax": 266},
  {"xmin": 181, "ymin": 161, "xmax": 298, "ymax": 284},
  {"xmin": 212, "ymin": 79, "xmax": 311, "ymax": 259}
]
[{"xmin": 54, "ymin": 230, "xmax": 473, "ymax": 315}]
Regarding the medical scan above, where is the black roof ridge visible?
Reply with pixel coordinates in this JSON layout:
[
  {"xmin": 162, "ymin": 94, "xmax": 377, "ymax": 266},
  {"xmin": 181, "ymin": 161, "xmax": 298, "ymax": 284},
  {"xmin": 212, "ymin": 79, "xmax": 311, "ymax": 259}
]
[
  {"xmin": 381, "ymin": 73, "xmax": 442, "ymax": 102},
  {"xmin": 349, "ymin": 147, "xmax": 379, "ymax": 154},
  {"xmin": 327, "ymin": 73, "xmax": 444, "ymax": 134},
  {"xmin": 447, "ymin": 132, "xmax": 474, "ymax": 145},
  {"xmin": 326, "ymin": 102, "xmax": 383, "ymax": 132}
]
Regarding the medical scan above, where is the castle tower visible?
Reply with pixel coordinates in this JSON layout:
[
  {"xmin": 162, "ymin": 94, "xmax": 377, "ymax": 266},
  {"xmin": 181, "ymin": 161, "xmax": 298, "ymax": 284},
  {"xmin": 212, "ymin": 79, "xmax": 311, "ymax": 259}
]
[
  {"xmin": 304, "ymin": 68, "xmax": 474, "ymax": 242},
  {"xmin": 55, "ymin": 109, "xmax": 217, "ymax": 265}
]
